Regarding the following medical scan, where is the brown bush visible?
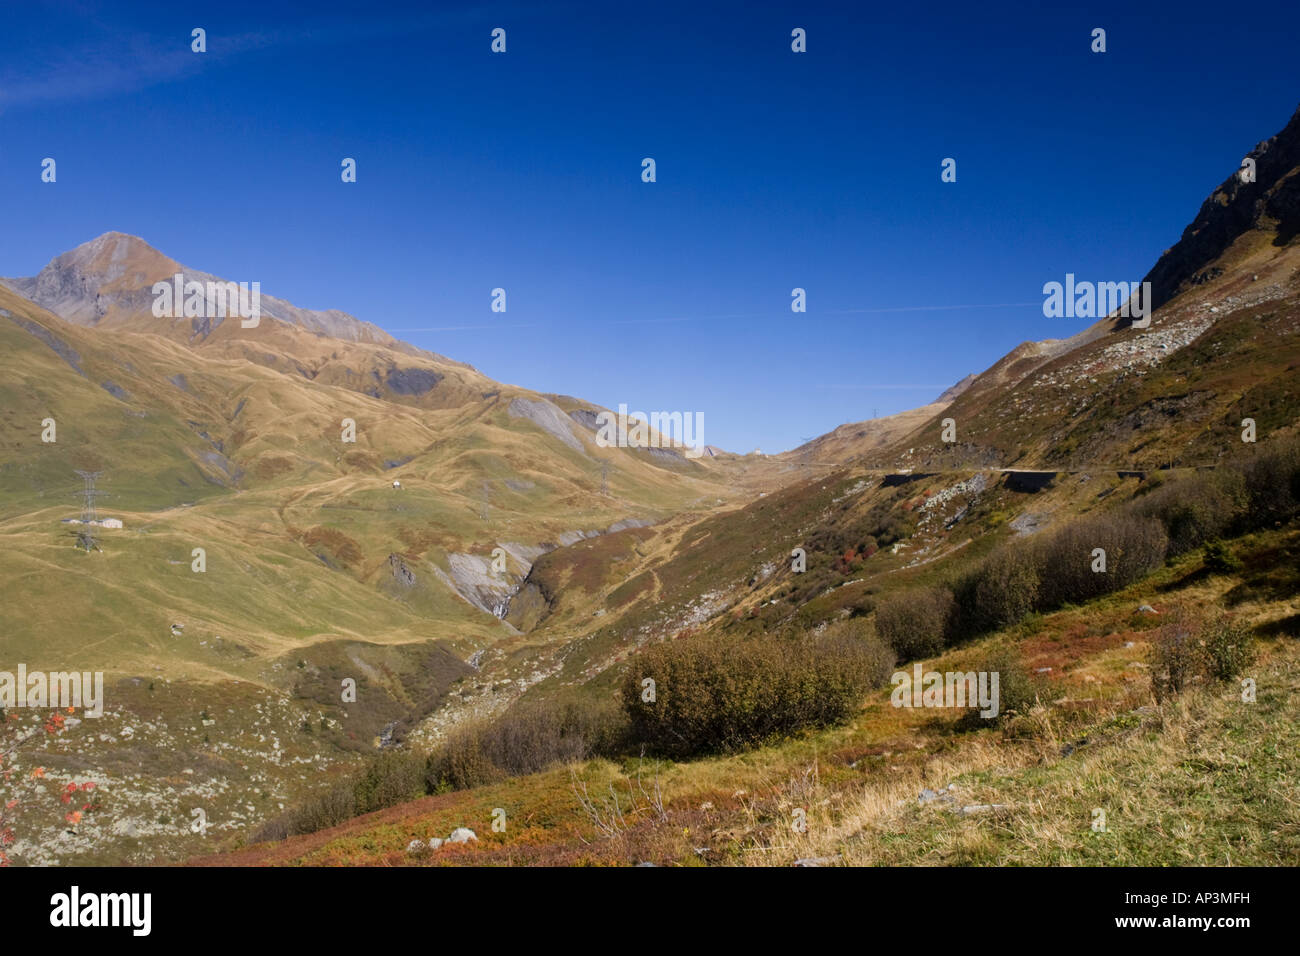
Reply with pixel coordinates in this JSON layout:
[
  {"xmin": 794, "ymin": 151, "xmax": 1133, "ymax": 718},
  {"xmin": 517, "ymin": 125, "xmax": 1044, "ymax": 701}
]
[
  {"xmin": 353, "ymin": 750, "xmax": 426, "ymax": 814},
  {"xmin": 426, "ymin": 725, "xmax": 505, "ymax": 792},
  {"xmin": 260, "ymin": 782, "xmax": 356, "ymax": 841},
  {"xmin": 1148, "ymin": 606, "xmax": 1254, "ymax": 701},
  {"xmin": 482, "ymin": 698, "xmax": 625, "ymax": 776},
  {"xmin": 875, "ymin": 587, "xmax": 955, "ymax": 659},
  {"xmin": 1133, "ymin": 471, "xmax": 1244, "ymax": 555},
  {"xmin": 955, "ymin": 645, "xmax": 1044, "ymax": 730},
  {"xmin": 1201, "ymin": 611, "xmax": 1255, "ymax": 683},
  {"xmin": 1034, "ymin": 514, "xmax": 1168, "ymax": 609},
  {"xmin": 1237, "ymin": 436, "xmax": 1300, "ymax": 529},
  {"xmin": 254, "ymin": 748, "xmax": 432, "ymax": 842},
  {"xmin": 966, "ymin": 545, "xmax": 1041, "ymax": 635},
  {"xmin": 251, "ymin": 773, "xmax": 366, "ymax": 843},
  {"xmin": 1149, "ymin": 608, "xmax": 1204, "ymax": 700},
  {"xmin": 425, "ymin": 696, "xmax": 627, "ymax": 792},
  {"xmin": 621, "ymin": 628, "xmax": 893, "ymax": 758}
]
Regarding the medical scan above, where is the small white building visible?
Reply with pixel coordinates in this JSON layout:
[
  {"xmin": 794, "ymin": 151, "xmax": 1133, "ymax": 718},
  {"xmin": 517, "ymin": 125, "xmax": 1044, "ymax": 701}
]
[{"xmin": 392, "ymin": 480, "xmax": 402, "ymax": 490}]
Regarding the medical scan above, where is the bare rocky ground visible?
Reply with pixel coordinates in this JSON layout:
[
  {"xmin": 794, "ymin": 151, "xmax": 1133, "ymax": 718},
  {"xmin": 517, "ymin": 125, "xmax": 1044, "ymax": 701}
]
[
  {"xmin": 405, "ymin": 661, "xmax": 559, "ymax": 747},
  {"xmin": 5, "ymin": 679, "xmax": 355, "ymax": 865}
]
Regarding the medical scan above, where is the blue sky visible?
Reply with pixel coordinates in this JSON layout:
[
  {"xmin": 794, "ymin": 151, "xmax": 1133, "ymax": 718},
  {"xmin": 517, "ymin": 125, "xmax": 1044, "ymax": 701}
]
[{"xmin": 2, "ymin": 1, "xmax": 1297, "ymax": 453}]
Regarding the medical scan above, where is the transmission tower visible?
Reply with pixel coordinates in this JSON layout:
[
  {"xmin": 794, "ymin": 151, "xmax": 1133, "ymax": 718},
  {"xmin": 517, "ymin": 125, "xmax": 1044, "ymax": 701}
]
[
  {"xmin": 73, "ymin": 470, "xmax": 108, "ymax": 552},
  {"xmin": 479, "ymin": 480, "xmax": 490, "ymax": 521},
  {"xmin": 600, "ymin": 460, "xmax": 609, "ymax": 496}
]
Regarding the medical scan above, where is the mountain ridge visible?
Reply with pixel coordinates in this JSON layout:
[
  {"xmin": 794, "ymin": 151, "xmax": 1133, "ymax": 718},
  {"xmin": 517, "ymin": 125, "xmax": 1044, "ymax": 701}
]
[
  {"xmin": 790, "ymin": 103, "xmax": 1300, "ymax": 470},
  {"xmin": 3, "ymin": 231, "xmax": 410, "ymax": 349}
]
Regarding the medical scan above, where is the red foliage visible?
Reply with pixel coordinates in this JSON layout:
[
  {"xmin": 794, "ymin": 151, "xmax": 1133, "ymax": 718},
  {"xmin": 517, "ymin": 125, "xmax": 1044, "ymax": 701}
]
[{"xmin": 0, "ymin": 709, "xmax": 101, "ymax": 865}]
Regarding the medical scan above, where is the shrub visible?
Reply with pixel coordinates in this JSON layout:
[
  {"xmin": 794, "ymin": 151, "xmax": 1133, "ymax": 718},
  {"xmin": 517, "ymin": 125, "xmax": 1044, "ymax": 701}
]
[
  {"xmin": 252, "ymin": 780, "xmax": 358, "ymax": 843},
  {"xmin": 1033, "ymin": 514, "xmax": 1165, "ymax": 609},
  {"xmin": 481, "ymin": 705, "xmax": 584, "ymax": 776},
  {"xmin": 1116, "ymin": 517, "xmax": 1169, "ymax": 582},
  {"xmin": 254, "ymin": 746, "xmax": 433, "ymax": 843},
  {"xmin": 482, "ymin": 698, "xmax": 625, "ymax": 776},
  {"xmin": 1149, "ymin": 608, "xmax": 1203, "ymax": 701},
  {"xmin": 621, "ymin": 629, "xmax": 893, "ymax": 758},
  {"xmin": 1202, "ymin": 539, "xmax": 1242, "ymax": 574},
  {"xmin": 956, "ymin": 646, "xmax": 1042, "ymax": 728},
  {"xmin": 1237, "ymin": 436, "xmax": 1300, "ymax": 530},
  {"xmin": 847, "ymin": 593, "xmax": 875, "ymax": 618},
  {"xmin": 1031, "ymin": 521, "xmax": 1095, "ymax": 610},
  {"xmin": 966, "ymin": 546, "xmax": 1040, "ymax": 636},
  {"xmin": 1133, "ymin": 471, "xmax": 1243, "ymax": 556},
  {"xmin": 875, "ymin": 514, "xmax": 912, "ymax": 548},
  {"xmin": 945, "ymin": 514, "xmax": 1167, "ymax": 643},
  {"xmin": 353, "ymin": 750, "xmax": 426, "ymax": 814},
  {"xmin": 875, "ymin": 587, "xmax": 954, "ymax": 659},
  {"xmin": 1201, "ymin": 612, "xmax": 1254, "ymax": 683},
  {"xmin": 425, "ymin": 696, "xmax": 627, "ymax": 793},
  {"xmin": 426, "ymin": 726, "xmax": 503, "ymax": 792},
  {"xmin": 1147, "ymin": 607, "xmax": 1254, "ymax": 700}
]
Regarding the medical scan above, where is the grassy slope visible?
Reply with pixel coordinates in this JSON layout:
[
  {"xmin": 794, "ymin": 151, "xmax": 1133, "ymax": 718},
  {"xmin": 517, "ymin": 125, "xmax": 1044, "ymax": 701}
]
[
  {"xmin": 0, "ymin": 285, "xmax": 743, "ymax": 686},
  {"xmin": 196, "ymin": 526, "xmax": 1300, "ymax": 866},
  {"xmin": 0, "ymin": 284, "xmax": 747, "ymax": 864}
]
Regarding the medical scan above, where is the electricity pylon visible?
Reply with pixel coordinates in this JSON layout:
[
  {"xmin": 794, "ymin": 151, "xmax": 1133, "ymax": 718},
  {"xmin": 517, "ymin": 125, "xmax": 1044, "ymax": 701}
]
[{"xmin": 73, "ymin": 470, "xmax": 107, "ymax": 552}]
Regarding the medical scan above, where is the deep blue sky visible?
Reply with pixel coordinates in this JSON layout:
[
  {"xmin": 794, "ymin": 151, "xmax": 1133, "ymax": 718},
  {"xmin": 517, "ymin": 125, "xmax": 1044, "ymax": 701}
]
[{"xmin": 2, "ymin": 1, "xmax": 1297, "ymax": 453}]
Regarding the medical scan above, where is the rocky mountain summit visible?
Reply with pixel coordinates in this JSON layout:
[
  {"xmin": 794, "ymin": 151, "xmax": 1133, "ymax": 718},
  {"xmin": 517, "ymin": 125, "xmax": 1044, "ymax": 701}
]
[{"xmin": 4, "ymin": 232, "xmax": 402, "ymax": 347}]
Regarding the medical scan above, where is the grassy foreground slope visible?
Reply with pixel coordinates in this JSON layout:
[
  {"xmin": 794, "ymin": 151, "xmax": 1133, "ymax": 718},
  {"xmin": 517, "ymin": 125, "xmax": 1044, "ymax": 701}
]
[{"xmin": 195, "ymin": 524, "xmax": 1299, "ymax": 866}]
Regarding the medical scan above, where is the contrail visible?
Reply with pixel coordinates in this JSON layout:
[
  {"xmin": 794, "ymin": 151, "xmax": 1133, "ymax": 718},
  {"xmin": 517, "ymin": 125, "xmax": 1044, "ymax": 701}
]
[
  {"xmin": 815, "ymin": 384, "xmax": 951, "ymax": 390},
  {"xmin": 824, "ymin": 302, "xmax": 1039, "ymax": 315},
  {"xmin": 388, "ymin": 323, "xmax": 540, "ymax": 331},
  {"xmin": 613, "ymin": 301, "xmax": 1039, "ymax": 324}
]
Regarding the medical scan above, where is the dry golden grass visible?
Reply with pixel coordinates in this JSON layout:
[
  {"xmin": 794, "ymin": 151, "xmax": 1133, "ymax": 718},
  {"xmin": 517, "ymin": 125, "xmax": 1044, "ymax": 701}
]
[{"xmin": 747, "ymin": 641, "xmax": 1298, "ymax": 867}]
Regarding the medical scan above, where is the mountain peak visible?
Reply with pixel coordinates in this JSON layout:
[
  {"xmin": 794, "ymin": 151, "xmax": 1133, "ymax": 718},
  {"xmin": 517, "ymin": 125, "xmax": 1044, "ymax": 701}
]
[
  {"xmin": 62, "ymin": 230, "xmax": 176, "ymax": 269},
  {"xmin": 1143, "ymin": 103, "xmax": 1300, "ymax": 309},
  {"xmin": 85, "ymin": 231, "xmax": 173, "ymax": 261},
  {"xmin": 3, "ymin": 233, "xmax": 403, "ymax": 349},
  {"xmin": 81, "ymin": 229, "xmax": 154, "ymax": 246},
  {"xmin": 2, "ymin": 232, "xmax": 182, "ymax": 325}
]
